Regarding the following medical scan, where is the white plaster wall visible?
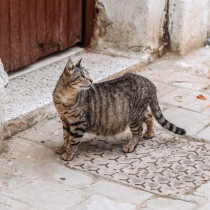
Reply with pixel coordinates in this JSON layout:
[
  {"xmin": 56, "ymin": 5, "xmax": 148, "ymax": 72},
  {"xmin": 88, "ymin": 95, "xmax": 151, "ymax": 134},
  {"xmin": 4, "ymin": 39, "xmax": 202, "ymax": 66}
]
[
  {"xmin": 208, "ymin": 0, "xmax": 210, "ymax": 38},
  {"xmin": 94, "ymin": 0, "xmax": 167, "ymax": 53},
  {"xmin": 94, "ymin": 0, "xmax": 209, "ymax": 56},
  {"xmin": 169, "ymin": 0, "xmax": 208, "ymax": 55},
  {"xmin": 0, "ymin": 59, "xmax": 8, "ymax": 152}
]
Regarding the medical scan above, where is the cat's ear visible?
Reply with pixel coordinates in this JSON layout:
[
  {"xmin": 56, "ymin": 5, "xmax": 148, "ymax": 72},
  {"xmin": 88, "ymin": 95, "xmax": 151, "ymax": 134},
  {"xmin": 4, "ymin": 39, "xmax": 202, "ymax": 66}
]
[
  {"xmin": 75, "ymin": 58, "xmax": 82, "ymax": 67},
  {"xmin": 65, "ymin": 58, "xmax": 74, "ymax": 71}
]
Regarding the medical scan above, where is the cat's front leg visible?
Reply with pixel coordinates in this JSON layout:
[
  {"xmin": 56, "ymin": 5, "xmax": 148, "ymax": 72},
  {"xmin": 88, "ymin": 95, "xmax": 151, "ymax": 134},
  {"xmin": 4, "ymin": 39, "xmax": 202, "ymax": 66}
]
[
  {"xmin": 61, "ymin": 122, "xmax": 86, "ymax": 161},
  {"xmin": 61, "ymin": 135, "xmax": 83, "ymax": 161},
  {"xmin": 55, "ymin": 120, "xmax": 70, "ymax": 155}
]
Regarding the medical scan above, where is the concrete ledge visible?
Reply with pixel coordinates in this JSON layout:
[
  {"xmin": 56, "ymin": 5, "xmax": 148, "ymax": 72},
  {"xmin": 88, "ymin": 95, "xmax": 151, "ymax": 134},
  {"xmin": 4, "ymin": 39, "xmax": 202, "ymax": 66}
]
[
  {"xmin": 0, "ymin": 59, "xmax": 8, "ymax": 152},
  {"xmin": 4, "ymin": 47, "xmax": 154, "ymax": 139}
]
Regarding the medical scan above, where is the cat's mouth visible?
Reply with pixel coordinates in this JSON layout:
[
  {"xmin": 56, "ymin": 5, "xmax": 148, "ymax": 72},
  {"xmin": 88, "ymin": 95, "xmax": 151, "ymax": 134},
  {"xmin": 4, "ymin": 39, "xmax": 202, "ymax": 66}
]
[{"xmin": 79, "ymin": 84, "xmax": 92, "ymax": 88}]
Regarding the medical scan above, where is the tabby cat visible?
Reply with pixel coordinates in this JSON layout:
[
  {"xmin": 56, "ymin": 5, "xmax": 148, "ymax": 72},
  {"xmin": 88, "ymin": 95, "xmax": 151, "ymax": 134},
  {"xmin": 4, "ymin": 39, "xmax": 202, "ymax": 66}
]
[{"xmin": 53, "ymin": 58, "xmax": 186, "ymax": 161}]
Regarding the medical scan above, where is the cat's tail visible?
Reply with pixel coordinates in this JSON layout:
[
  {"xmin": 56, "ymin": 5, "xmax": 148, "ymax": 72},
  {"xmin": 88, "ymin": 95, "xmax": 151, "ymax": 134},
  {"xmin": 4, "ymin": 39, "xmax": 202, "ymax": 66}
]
[{"xmin": 149, "ymin": 94, "xmax": 186, "ymax": 135}]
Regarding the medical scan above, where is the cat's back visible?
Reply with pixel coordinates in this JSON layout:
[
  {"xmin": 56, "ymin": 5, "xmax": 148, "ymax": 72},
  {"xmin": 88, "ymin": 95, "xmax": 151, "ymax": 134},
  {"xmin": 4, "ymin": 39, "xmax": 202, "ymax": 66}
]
[
  {"xmin": 85, "ymin": 73, "xmax": 155, "ymax": 136},
  {"xmin": 94, "ymin": 73, "xmax": 155, "ymax": 94}
]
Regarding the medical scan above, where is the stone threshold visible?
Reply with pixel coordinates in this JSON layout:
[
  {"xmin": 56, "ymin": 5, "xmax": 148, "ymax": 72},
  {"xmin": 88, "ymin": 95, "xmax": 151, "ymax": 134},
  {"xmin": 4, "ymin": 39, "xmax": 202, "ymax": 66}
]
[{"xmin": 4, "ymin": 47, "xmax": 154, "ymax": 139}]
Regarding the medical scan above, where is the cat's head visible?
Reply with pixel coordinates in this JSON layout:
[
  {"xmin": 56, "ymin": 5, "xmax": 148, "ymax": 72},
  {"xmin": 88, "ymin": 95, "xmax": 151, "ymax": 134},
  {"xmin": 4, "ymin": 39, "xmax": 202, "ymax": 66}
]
[{"xmin": 62, "ymin": 58, "xmax": 93, "ymax": 90}]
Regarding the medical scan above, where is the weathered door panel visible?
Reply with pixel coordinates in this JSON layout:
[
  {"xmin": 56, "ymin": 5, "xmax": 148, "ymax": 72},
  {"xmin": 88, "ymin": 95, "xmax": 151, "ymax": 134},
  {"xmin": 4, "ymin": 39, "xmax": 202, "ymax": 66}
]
[
  {"xmin": 0, "ymin": 1, "xmax": 10, "ymax": 70},
  {"xmin": 0, "ymin": 0, "xmax": 93, "ymax": 72}
]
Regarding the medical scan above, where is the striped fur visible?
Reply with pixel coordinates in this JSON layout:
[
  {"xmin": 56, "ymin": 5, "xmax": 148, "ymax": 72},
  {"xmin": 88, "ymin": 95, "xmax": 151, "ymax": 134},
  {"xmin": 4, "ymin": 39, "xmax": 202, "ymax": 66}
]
[{"xmin": 53, "ymin": 58, "xmax": 186, "ymax": 161}]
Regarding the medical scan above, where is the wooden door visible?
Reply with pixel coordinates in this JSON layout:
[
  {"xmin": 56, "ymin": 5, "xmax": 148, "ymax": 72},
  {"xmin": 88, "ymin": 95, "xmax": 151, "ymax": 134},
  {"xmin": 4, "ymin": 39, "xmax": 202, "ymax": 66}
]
[{"xmin": 0, "ymin": 0, "xmax": 95, "ymax": 72}]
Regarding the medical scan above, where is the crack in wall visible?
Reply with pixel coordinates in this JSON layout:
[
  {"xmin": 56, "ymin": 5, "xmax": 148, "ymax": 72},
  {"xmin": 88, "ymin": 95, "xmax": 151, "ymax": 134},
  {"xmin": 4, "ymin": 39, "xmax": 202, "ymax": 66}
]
[
  {"xmin": 158, "ymin": 0, "xmax": 170, "ymax": 57},
  {"xmin": 91, "ymin": 1, "xmax": 112, "ymax": 47}
]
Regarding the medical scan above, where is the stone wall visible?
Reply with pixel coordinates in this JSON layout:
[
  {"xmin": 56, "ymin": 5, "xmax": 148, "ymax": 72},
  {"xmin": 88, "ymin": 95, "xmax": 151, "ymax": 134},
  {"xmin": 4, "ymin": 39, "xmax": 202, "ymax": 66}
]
[
  {"xmin": 92, "ymin": 0, "xmax": 168, "ymax": 55},
  {"xmin": 0, "ymin": 59, "xmax": 8, "ymax": 152},
  {"xmin": 92, "ymin": 0, "xmax": 208, "ymax": 56},
  {"xmin": 169, "ymin": 0, "xmax": 208, "ymax": 55},
  {"xmin": 208, "ymin": 0, "xmax": 210, "ymax": 38}
]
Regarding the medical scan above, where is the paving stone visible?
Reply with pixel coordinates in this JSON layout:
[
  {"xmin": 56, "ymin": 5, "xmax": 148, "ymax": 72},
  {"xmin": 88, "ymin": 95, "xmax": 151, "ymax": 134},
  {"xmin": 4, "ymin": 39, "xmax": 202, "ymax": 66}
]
[
  {"xmin": 87, "ymin": 180, "xmax": 152, "ymax": 205},
  {"xmin": 194, "ymin": 181, "xmax": 210, "ymax": 200},
  {"xmin": 159, "ymin": 88, "xmax": 210, "ymax": 113},
  {"xmin": 200, "ymin": 203, "xmax": 210, "ymax": 210},
  {"xmin": 145, "ymin": 197, "xmax": 196, "ymax": 210},
  {"xmin": 138, "ymin": 60, "xmax": 209, "ymax": 91},
  {"xmin": 4, "ymin": 137, "xmax": 59, "ymax": 167},
  {"xmin": 162, "ymin": 107, "xmax": 210, "ymax": 137},
  {"xmin": 4, "ymin": 178, "xmax": 86, "ymax": 210},
  {"xmin": 0, "ymin": 157, "xmax": 41, "ymax": 193},
  {"xmin": 74, "ymin": 194, "xmax": 136, "ymax": 210},
  {"xmin": 38, "ymin": 162, "xmax": 95, "ymax": 188},
  {"xmin": 18, "ymin": 118, "xmax": 63, "ymax": 150},
  {"xmin": 202, "ymin": 107, "xmax": 210, "ymax": 117},
  {"xmin": 196, "ymin": 125, "xmax": 210, "ymax": 143},
  {"xmin": 67, "ymin": 130, "xmax": 210, "ymax": 196},
  {"xmin": 0, "ymin": 194, "xmax": 30, "ymax": 210}
]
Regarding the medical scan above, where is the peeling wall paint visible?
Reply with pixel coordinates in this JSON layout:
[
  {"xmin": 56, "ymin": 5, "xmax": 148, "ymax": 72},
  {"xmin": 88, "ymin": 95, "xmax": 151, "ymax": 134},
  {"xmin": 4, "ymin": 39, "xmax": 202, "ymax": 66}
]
[
  {"xmin": 208, "ymin": 0, "xmax": 210, "ymax": 38},
  {"xmin": 0, "ymin": 59, "xmax": 8, "ymax": 151},
  {"xmin": 92, "ymin": 0, "xmax": 168, "ymax": 55},
  {"xmin": 92, "ymin": 0, "xmax": 208, "ymax": 56},
  {"xmin": 169, "ymin": 0, "xmax": 207, "ymax": 55}
]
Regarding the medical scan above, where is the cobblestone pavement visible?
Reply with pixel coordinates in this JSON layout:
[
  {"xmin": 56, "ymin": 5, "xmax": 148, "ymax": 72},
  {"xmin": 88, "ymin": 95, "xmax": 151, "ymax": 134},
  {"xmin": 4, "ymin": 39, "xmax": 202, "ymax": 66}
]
[
  {"xmin": 1, "ymin": 48, "xmax": 210, "ymax": 209},
  {"xmin": 0, "ymin": 116, "xmax": 209, "ymax": 210},
  {"xmin": 69, "ymin": 132, "xmax": 210, "ymax": 197}
]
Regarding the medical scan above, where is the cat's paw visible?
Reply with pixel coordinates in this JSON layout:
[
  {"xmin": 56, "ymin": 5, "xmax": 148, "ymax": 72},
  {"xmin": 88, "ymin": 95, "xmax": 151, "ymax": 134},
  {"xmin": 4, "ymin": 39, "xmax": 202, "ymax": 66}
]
[
  {"xmin": 123, "ymin": 144, "xmax": 135, "ymax": 153},
  {"xmin": 143, "ymin": 132, "xmax": 154, "ymax": 139},
  {"xmin": 61, "ymin": 152, "xmax": 75, "ymax": 161},
  {"xmin": 55, "ymin": 146, "xmax": 66, "ymax": 155}
]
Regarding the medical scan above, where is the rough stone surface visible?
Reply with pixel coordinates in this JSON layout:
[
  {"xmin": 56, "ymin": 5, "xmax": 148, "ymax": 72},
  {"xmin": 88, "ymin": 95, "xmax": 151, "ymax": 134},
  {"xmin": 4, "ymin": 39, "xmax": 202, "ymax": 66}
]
[
  {"xmin": 0, "ymin": 59, "xmax": 9, "ymax": 87},
  {"xmin": 93, "ymin": 0, "xmax": 167, "ymax": 54},
  {"xmin": 200, "ymin": 203, "xmax": 210, "ymax": 210},
  {"xmin": 194, "ymin": 181, "xmax": 210, "ymax": 200},
  {"xmin": 93, "ymin": 0, "xmax": 209, "ymax": 55},
  {"xmin": 87, "ymin": 180, "xmax": 152, "ymax": 204},
  {"xmin": 0, "ymin": 58, "xmax": 8, "ymax": 151},
  {"xmin": 74, "ymin": 195, "xmax": 136, "ymax": 210},
  {"xmin": 3, "ymin": 137, "xmax": 59, "ymax": 167},
  {"xmin": 37, "ymin": 163, "xmax": 95, "ymax": 188},
  {"xmin": 145, "ymin": 197, "xmax": 196, "ymax": 210},
  {"xmin": 168, "ymin": 0, "xmax": 207, "ymax": 55},
  {"xmin": 0, "ymin": 194, "xmax": 29, "ymax": 210},
  {"xmin": 162, "ymin": 108, "xmax": 210, "ymax": 137},
  {"xmin": 68, "ymin": 130, "xmax": 210, "ymax": 196},
  {"xmin": 18, "ymin": 117, "xmax": 63, "ymax": 150},
  {"xmin": 208, "ymin": 0, "xmax": 210, "ymax": 38},
  {"xmin": 4, "ymin": 178, "xmax": 86, "ymax": 210},
  {"xmin": 196, "ymin": 125, "xmax": 210, "ymax": 143}
]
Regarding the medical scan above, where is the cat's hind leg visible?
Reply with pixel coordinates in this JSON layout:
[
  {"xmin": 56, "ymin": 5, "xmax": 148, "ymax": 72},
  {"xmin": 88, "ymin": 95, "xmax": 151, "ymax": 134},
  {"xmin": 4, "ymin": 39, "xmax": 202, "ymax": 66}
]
[
  {"xmin": 143, "ymin": 109, "xmax": 155, "ymax": 139},
  {"xmin": 123, "ymin": 119, "xmax": 143, "ymax": 153}
]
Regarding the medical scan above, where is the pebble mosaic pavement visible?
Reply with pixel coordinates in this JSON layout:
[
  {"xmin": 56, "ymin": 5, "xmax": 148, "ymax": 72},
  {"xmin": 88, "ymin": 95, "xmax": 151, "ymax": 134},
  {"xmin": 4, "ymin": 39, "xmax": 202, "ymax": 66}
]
[{"xmin": 67, "ymin": 131, "xmax": 210, "ymax": 196}]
